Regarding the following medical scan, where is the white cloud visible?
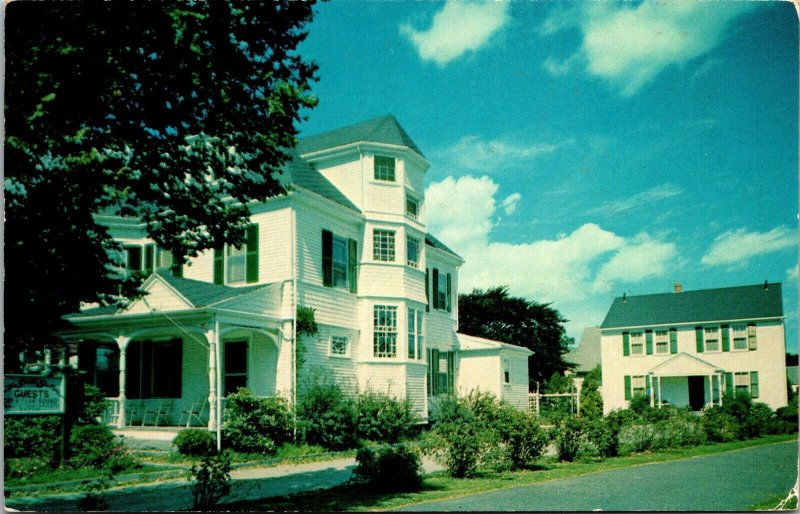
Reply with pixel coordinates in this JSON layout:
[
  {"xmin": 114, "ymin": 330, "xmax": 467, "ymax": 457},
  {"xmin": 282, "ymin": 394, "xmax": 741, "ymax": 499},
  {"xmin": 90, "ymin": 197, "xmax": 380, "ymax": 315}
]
[
  {"xmin": 541, "ymin": 1, "xmax": 756, "ymax": 95},
  {"xmin": 501, "ymin": 193, "xmax": 521, "ymax": 215},
  {"xmin": 787, "ymin": 265, "xmax": 799, "ymax": 282},
  {"xmin": 426, "ymin": 175, "xmax": 679, "ymax": 338},
  {"xmin": 587, "ymin": 183, "xmax": 683, "ymax": 215},
  {"xmin": 701, "ymin": 226, "xmax": 797, "ymax": 267},
  {"xmin": 400, "ymin": 0, "xmax": 510, "ymax": 66},
  {"xmin": 435, "ymin": 135, "xmax": 562, "ymax": 172}
]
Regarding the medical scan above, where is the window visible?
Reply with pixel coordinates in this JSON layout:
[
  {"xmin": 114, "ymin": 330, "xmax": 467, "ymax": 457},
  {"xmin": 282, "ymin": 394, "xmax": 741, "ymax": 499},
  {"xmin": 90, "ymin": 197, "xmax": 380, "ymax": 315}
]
[
  {"xmin": 733, "ymin": 325, "xmax": 748, "ymax": 350},
  {"xmin": 427, "ymin": 349, "xmax": 454, "ymax": 396},
  {"xmin": 631, "ymin": 375, "xmax": 646, "ymax": 397},
  {"xmin": 155, "ymin": 247, "xmax": 183, "ymax": 277},
  {"xmin": 655, "ymin": 330, "xmax": 669, "ymax": 354},
  {"xmin": 122, "ymin": 244, "xmax": 155, "ymax": 275},
  {"xmin": 734, "ymin": 372, "xmax": 750, "ymax": 395},
  {"xmin": 330, "ymin": 336, "xmax": 349, "ymax": 357},
  {"xmin": 407, "ymin": 237, "xmax": 420, "ymax": 268},
  {"xmin": 704, "ymin": 326, "xmax": 720, "ymax": 352},
  {"xmin": 373, "ymin": 305, "xmax": 398, "ymax": 358},
  {"xmin": 224, "ymin": 341, "xmax": 248, "ymax": 396},
  {"xmin": 747, "ymin": 324, "xmax": 757, "ymax": 350},
  {"xmin": 503, "ymin": 359, "xmax": 510, "ymax": 384},
  {"xmin": 408, "ymin": 308, "xmax": 424, "ymax": 360},
  {"xmin": 373, "ymin": 229, "xmax": 395, "ymax": 262},
  {"xmin": 214, "ymin": 224, "xmax": 259, "ymax": 285},
  {"xmin": 125, "ymin": 339, "xmax": 182, "ymax": 399},
  {"xmin": 630, "ymin": 332, "xmax": 644, "ymax": 355},
  {"xmin": 322, "ymin": 230, "xmax": 358, "ymax": 292},
  {"xmin": 406, "ymin": 195, "xmax": 419, "ymax": 220},
  {"xmin": 78, "ymin": 342, "xmax": 120, "ymax": 397},
  {"xmin": 431, "ymin": 268, "xmax": 451, "ymax": 311},
  {"xmin": 374, "ymin": 155, "xmax": 395, "ymax": 181}
]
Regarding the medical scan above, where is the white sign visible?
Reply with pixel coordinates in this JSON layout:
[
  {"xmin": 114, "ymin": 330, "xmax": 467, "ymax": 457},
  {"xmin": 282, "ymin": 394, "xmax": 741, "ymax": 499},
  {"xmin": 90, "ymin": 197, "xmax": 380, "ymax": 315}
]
[{"xmin": 4, "ymin": 374, "xmax": 66, "ymax": 415}]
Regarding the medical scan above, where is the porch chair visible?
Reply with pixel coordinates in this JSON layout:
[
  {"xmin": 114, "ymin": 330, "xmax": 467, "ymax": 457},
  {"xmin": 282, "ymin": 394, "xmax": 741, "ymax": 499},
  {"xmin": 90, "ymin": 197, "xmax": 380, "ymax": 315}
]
[
  {"xmin": 126, "ymin": 400, "xmax": 144, "ymax": 426},
  {"xmin": 141, "ymin": 399, "xmax": 173, "ymax": 427},
  {"xmin": 179, "ymin": 399, "xmax": 208, "ymax": 428}
]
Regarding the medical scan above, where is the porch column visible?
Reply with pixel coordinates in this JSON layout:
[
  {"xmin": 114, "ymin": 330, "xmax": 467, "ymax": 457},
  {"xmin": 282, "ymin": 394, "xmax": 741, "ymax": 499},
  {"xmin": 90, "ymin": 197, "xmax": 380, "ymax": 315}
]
[
  {"xmin": 205, "ymin": 326, "xmax": 218, "ymax": 432},
  {"xmin": 657, "ymin": 376, "xmax": 662, "ymax": 408},
  {"xmin": 116, "ymin": 335, "xmax": 131, "ymax": 428},
  {"xmin": 707, "ymin": 375, "xmax": 713, "ymax": 408}
]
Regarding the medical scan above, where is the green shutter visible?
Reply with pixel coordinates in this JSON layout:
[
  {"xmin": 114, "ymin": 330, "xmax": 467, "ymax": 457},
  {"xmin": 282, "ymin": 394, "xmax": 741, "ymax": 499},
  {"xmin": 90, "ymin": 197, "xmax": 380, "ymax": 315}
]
[
  {"xmin": 246, "ymin": 224, "xmax": 259, "ymax": 284},
  {"xmin": 426, "ymin": 349, "xmax": 432, "ymax": 394},
  {"xmin": 750, "ymin": 371, "xmax": 759, "ymax": 398},
  {"xmin": 321, "ymin": 230, "xmax": 333, "ymax": 287},
  {"xmin": 446, "ymin": 273, "xmax": 452, "ymax": 313},
  {"xmin": 144, "ymin": 245, "xmax": 154, "ymax": 275},
  {"xmin": 721, "ymin": 325, "xmax": 730, "ymax": 352},
  {"xmin": 425, "ymin": 268, "xmax": 430, "ymax": 312},
  {"xmin": 695, "ymin": 327, "xmax": 704, "ymax": 353},
  {"xmin": 645, "ymin": 375, "xmax": 652, "ymax": 397},
  {"xmin": 645, "ymin": 331, "xmax": 653, "ymax": 355},
  {"xmin": 624, "ymin": 375, "xmax": 632, "ymax": 401},
  {"xmin": 447, "ymin": 352, "xmax": 455, "ymax": 394},
  {"xmin": 213, "ymin": 248, "xmax": 224, "ymax": 285},
  {"xmin": 432, "ymin": 269, "xmax": 439, "ymax": 309},
  {"xmin": 748, "ymin": 324, "xmax": 757, "ymax": 350},
  {"xmin": 622, "ymin": 332, "xmax": 630, "ymax": 356},
  {"xmin": 669, "ymin": 329, "xmax": 678, "ymax": 354},
  {"xmin": 725, "ymin": 372, "xmax": 734, "ymax": 396},
  {"xmin": 348, "ymin": 238, "xmax": 358, "ymax": 293},
  {"xmin": 431, "ymin": 349, "xmax": 440, "ymax": 395}
]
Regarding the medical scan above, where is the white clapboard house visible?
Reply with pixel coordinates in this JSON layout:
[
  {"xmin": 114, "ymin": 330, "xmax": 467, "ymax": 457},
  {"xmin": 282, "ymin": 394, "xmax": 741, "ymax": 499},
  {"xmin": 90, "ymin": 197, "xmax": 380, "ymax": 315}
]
[
  {"xmin": 59, "ymin": 115, "xmax": 532, "ymax": 429},
  {"xmin": 599, "ymin": 282, "xmax": 788, "ymax": 414}
]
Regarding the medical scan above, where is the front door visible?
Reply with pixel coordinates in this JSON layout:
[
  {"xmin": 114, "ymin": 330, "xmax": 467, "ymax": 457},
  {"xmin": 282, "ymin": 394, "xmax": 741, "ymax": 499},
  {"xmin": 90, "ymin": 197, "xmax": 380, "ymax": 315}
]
[{"xmin": 688, "ymin": 376, "xmax": 705, "ymax": 411}]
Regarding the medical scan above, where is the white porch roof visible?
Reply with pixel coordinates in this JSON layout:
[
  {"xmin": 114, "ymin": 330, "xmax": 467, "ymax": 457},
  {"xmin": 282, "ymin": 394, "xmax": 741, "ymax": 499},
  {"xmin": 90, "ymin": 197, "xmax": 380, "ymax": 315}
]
[
  {"xmin": 648, "ymin": 352, "xmax": 723, "ymax": 377},
  {"xmin": 457, "ymin": 333, "xmax": 533, "ymax": 356}
]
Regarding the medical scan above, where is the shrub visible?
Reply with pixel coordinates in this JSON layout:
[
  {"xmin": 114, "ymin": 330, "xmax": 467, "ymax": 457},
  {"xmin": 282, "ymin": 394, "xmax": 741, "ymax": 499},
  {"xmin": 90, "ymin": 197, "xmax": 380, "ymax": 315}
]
[
  {"xmin": 584, "ymin": 417, "xmax": 619, "ymax": 458},
  {"xmin": 297, "ymin": 375, "xmax": 357, "ymax": 451},
  {"xmin": 352, "ymin": 444, "xmax": 422, "ymax": 492},
  {"xmin": 701, "ymin": 408, "xmax": 739, "ymax": 442},
  {"xmin": 174, "ymin": 429, "xmax": 216, "ymax": 457},
  {"xmin": 428, "ymin": 394, "xmax": 473, "ymax": 425},
  {"xmin": 429, "ymin": 420, "xmax": 492, "ymax": 478},
  {"xmin": 618, "ymin": 423, "xmax": 655, "ymax": 454},
  {"xmin": 494, "ymin": 407, "xmax": 547, "ymax": 470},
  {"xmin": 355, "ymin": 392, "xmax": 419, "ymax": 444},
  {"xmin": 4, "ymin": 415, "xmax": 61, "ymax": 462},
  {"xmin": 76, "ymin": 384, "xmax": 111, "ymax": 425},
  {"xmin": 223, "ymin": 389, "xmax": 293, "ymax": 455},
  {"xmin": 190, "ymin": 450, "xmax": 232, "ymax": 511},
  {"xmin": 555, "ymin": 416, "xmax": 586, "ymax": 462},
  {"xmin": 628, "ymin": 394, "xmax": 653, "ymax": 417},
  {"xmin": 69, "ymin": 424, "xmax": 136, "ymax": 472},
  {"xmin": 743, "ymin": 402, "xmax": 777, "ymax": 438},
  {"xmin": 776, "ymin": 395, "xmax": 798, "ymax": 433}
]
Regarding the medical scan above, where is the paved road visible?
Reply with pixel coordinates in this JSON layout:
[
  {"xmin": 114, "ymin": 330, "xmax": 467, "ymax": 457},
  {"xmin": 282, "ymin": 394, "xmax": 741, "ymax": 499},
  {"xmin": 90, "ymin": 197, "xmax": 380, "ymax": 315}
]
[{"xmin": 399, "ymin": 441, "xmax": 799, "ymax": 512}]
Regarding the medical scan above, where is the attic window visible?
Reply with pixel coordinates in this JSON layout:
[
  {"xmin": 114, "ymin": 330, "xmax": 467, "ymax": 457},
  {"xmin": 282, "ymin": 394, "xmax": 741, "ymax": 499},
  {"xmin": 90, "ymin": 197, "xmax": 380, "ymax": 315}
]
[{"xmin": 374, "ymin": 156, "xmax": 395, "ymax": 181}]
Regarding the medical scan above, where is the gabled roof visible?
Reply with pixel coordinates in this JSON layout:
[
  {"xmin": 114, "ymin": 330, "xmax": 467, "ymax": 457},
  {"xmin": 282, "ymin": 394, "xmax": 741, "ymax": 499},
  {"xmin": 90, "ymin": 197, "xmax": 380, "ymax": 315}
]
[
  {"xmin": 425, "ymin": 233, "xmax": 461, "ymax": 260},
  {"xmin": 280, "ymin": 149, "xmax": 359, "ymax": 211},
  {"xmin": 648, "ymin": 352, "xmax": 723, "ymax": 377},
  {"xmin": 155, "ymin": 271, "xmax": 269, "ymax": 307},
  {"xmin": 297, "ymin": 115, "xmax": 425, "ymax": 157},
  {"xmin": 601, "ymin": 283, "xmax": 784, "ymax": 329},
  {"xmin": 566, "ymin": 327, "xmax": 601, "ymax": 373}
]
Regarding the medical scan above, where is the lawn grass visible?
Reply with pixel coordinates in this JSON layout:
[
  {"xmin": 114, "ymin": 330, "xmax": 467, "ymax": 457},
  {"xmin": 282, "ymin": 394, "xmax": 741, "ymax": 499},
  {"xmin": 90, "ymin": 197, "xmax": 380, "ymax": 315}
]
[
  {"xmin": 135, "ymin": 442, "xmax": 355, "ymax": 468},
  {"xmin": 748, "ymin": 490, "xmax": 798, "ymax": 511},
  {"xmin": 225, "ymin": 434, "xmax": 797, "ymax": 512}
]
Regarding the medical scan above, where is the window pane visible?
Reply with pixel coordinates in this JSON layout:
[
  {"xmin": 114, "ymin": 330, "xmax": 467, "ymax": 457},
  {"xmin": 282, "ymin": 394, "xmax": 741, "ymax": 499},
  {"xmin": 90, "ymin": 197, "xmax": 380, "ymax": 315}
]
[
  {"xmin": 406, "ymin": 196, "xmax": 419, "ymax": 219},
  {"xmin": 373, "ymin": 305, "xmax": 397, "ymax": 358},
  {"xmin": 332, "ymin": 236, "xmax": 348, "ymax": 288},
  {"xmin": 126, "ymin": 246, "xmax": 142, "ymax": 272},
  {"xmin": 225, "ymin": 342, "xmax": 247, "ymax": 374},
  {"xmin": 374, "ymin": 156, "xmax": 395, "ymax": 181},
  {"xmin": 331, "ymin": 336, "xmax": 348, "ymax": 356},
  {"xmin": 373, "ymin": 230, "xmax": 395, "ymax": 261},
  {"xmin": 227, "ymin": 246, "xmax": 247, "ymax": 283},
  {"xmin": 407, "ymin": 237, "xmax": 419, "ymax": 268}
]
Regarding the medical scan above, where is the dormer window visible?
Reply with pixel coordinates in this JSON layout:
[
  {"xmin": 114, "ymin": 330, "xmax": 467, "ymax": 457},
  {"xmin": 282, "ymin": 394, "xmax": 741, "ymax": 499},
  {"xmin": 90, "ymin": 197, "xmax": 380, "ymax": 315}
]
[
  {"xmin": 406, "ymin": 194, "xmax": 419, "ymax": 220},
  {"xmin": 121, "ymin": 243, "xmax": 154, "ymax": 275},
  {"xmin": 374, "ymin": 156, "xmax": 395, "ymax": 182},
  {"xmin": 213, "ymin": 224, "xmax": 259, "ymax": 285}
]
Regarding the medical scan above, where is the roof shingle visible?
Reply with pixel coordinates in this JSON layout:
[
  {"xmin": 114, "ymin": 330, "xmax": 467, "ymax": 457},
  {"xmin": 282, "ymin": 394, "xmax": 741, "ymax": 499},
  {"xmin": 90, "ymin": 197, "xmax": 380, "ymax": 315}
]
[
  {"xmin": 600, "ymin": 283, "xmax": 784, "ymax": 329},
  {"xmin": 297, "ymin": 115, "xmax": 424, "ymax": 157}
]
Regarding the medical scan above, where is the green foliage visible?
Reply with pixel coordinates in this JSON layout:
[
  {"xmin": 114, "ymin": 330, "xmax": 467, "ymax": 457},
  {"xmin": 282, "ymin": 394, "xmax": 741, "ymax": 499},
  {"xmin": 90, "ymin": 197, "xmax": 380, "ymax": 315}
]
[
  {"xmin": 775, "ymin": 394, "xmax": 798, "ymax": 433},
  {"xmin": 76, "ymin": 384, "xmax": 111, "ymax": 425},
  {"xmin": 4, "ymin": 416, "xmax": 61, "ymax": 462},
  {"xmin": 223, "ymin": 389, "xmax": 293, "ymax": 455},
  {"xmin": 352, "ymin": 445, "xmax": 422, "ymax": 492},
  {"xmin": 5, "ymin": 0, "xmax": 320, "ymax": 364},
  {"xmin": 555, "ymin": 416, "xmax": 586, "ymax": 462},
  {"xmin": 494, "ymin": 406, "xmax": 548, "ymax": 470},
  {"xmin": 69, "ymin": 424, "xmax": 137, "ymax": 473},
  {"xmin": 297, "ymin": 374, "xmax": 357, "ymax": 451},
  {"xmin": 428, "ymin": 419, "xmax": 493, "ymax": 478},
  {"xmin": 295, "ymin": 306, "xmax": 318, "ymax": 372},
  {"xmin": 458, "ymin": 286, "xmax": 571, "ymax": 385},
  {"xmin": 584, "ymin": 417, "xmax": 620, "ymax": 458},
  {"xmin": 700, "ymin": 408, "xmax": 740, "ymax": 442},
  {"xmin": 355, "ymin": 392, "xmax": 420, "ymax": 444},
  {"xmin": 189, "ymin": 450, "xmax": 232, "ymax": 511},
  {"xmin": 76, "ymin": 471, "xmax": 114, "ymax": 512},
  {"xmin": 428, "ymin": 394, "xmax": 474, "ymax": 425},
  {"xmin": 174, "ymin": 429, "xmax": 216, "ymax": 457},
  {"xmin": 580, "ymin": 366, "xmax": 604, "ymax": 420},
  {"xmin": 628, "ymin": 394, "xmax": 652, "ymax": 415}
]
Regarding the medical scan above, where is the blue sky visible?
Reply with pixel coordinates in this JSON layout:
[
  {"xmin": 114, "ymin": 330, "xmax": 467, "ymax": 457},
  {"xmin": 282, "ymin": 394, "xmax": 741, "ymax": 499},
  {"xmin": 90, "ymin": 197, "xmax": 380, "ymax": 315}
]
[{"xmin": 296, "ymin": 1, "xmax": 798, "ymax": 353}]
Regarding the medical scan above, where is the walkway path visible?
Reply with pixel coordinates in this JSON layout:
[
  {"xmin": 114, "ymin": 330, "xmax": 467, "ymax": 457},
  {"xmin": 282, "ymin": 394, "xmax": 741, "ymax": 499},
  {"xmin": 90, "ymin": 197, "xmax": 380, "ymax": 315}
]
[{"xmin": 399, "ymin": 440, "xmax": 799, "ymax": 511}]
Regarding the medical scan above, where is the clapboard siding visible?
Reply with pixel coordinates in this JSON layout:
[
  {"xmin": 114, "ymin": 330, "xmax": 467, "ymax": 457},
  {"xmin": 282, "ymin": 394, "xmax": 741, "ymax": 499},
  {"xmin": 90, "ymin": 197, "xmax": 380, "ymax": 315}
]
[
  {"xmin": 299, "ymin": 325, "xmax": 359, "ymax": 393},
  {"xmin": 295, "ymin": 202, "xmax": 361, "ymax": 287},
  {"xmin": 358, "ymin": 363, "xmax": 407, "ymax": 399},
  {"xmin": 299, "ymin": 283, "xmax": 359, "ymax": 329},
  {"xmin": 406, "ymin": 364, "xmax": 428, "ymax": 417}
]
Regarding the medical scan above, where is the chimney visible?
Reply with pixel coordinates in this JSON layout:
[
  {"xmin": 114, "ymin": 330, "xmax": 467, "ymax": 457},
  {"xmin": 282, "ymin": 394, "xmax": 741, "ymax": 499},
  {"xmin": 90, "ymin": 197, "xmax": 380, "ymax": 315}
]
[
  {"xmin": 764, "ymin": 280, "xmax": 769, "ymax": 290},
  {"xmin": 622, "ymin": 293, "xmax": 627, "ymax": 303},
  {"xmin": 674, "ymin": 283, "xmax": 683, "ymax": 293}
]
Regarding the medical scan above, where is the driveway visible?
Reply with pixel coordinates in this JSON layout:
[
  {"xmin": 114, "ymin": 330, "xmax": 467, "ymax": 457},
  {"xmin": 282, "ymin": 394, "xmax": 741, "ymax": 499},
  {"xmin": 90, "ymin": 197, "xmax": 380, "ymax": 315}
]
[{"xmin": 399, "ymin": 440, "xmax": 799, "ymax": 511}]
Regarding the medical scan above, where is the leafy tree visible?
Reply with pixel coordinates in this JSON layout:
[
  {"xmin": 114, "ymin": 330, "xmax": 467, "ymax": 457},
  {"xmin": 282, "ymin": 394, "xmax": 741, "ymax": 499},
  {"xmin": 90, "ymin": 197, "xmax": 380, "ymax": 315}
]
[
  {"xmin": 5, "ymin": 1, "xmax": 320, "ymax": 368},
  {"xmin": 458, "ymin": 286, "xmax": 571, "ymax": 386}
]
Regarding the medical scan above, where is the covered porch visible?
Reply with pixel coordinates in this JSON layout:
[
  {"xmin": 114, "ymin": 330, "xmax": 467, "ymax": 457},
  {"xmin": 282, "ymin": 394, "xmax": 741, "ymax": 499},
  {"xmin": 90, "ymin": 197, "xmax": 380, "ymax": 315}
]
[
  {"xmin": 59, "ymin": 272, "xmax": 296, "ymax": 432},
  {"xmin": 648, "ymin": 353, "xmax": 724, "ymax": 410}
]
